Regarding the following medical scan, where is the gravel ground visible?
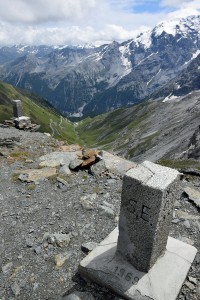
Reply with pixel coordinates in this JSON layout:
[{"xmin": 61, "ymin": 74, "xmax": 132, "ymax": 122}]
[{"xmin": 0, "ymin": 128, "xmax": 199, "ymax": 300}]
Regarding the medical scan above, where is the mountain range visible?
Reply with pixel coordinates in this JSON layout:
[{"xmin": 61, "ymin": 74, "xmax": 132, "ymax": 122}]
[{"xmin": 0, "ymin": 15, "xmax": 200, "ymax": 117}]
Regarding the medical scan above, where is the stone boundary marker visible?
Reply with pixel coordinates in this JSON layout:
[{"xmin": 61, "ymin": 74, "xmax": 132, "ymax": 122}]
[
  {"xmin": 79, "ymin": 161, "xmax": 197, "ymax": 300},
  {"xmin": 13, "ymin": 100, "xmax": 23, "ymax": 118}
]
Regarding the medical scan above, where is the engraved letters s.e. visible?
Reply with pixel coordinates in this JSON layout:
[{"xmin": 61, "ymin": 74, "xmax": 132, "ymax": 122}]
[
  {"xmin": 129, "ymin": 199, "xmax": 137, "ymax": 213},
  {"xmin": 141, "ymin": 205, "xmax": 150, "ymax": 222}
]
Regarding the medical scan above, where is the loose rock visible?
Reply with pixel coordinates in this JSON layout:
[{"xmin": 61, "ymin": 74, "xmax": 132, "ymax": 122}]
[
  {"xmin": 2, "ymin": 262, "xmax": 13, "ymax": 274},
  {"xmin": 63, "ymin": 291, "xmax": 95, "ymax": 300},
  {"xmin": 185, "ymin": 281, "xmax": 195, "ymax": 290},
  {"xmin": 54, "ymin": 252, "xmax": 70, "ymax": 267},
  {"xmin": 90, "ymin": 160, "xmax": 107, "ymax": 176},
  {"xmin": 188, "ymin": 276, "xmax": 197, "ymax": 285},
  {"xmin": 11, "ymin": 282, "xmax": 21, "ymax": 296},
  {"xmin": 80, "ymin": 194, "xmax": 96, "ymax": 210},
  {"xmin": 184, "ymin": 187, "xmax": 200, "ymax": 208},
  {"xmin": 81, "ymin": 242, "xmax": 98, "ymax": 254},
  {"xmin": 98, "ymin": 205, "xmax": 114, "ymax": 216},
  {"xmin": 59, "ymin": 165, "xmax": 72, "ymax": 175},
  {"xmin": 69, "ymin": 158, "xmax": 83, "ymax": 170},
  {"xmin": 183, "ymin": 220, "xmax": 191, "ymax": 229},
  {"xmin": 45, "ymin": 233, "xmax": 71, "ymax": 247}
]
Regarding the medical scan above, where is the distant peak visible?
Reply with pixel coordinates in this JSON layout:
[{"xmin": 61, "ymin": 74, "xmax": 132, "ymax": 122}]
[
  {"xmin": 54, "ymin": 43, "xmax": 97, "ymax": 50},
  {"xmin": 153, "ymin": 14, "xmax": 200, "ymax": 37}
]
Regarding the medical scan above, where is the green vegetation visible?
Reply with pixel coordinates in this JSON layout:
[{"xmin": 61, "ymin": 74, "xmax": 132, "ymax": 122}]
[
  {"xmin": 76, "ymin": 103, "xmax": 151, "ymax": 151},
  {"xmin": 157, "ymin": 159, "xmax": 200, "ymax": 170},
  {"xmin": 128, "ymin": 132, "xmax": 158, "ymax": 158},
  {"xmin": 0, "ymin": 80, "xmax": 156, "ymax": 157},
  {"xmin": 0, "ymin": 81, "xmax": 78, "ymax": 144},
  {"xmin": 9, "ymin": 150, "xmax": 28, "ymax": 159},
  {"xmin": 26, "ymin": 184, "xmax": 36, "ymax": 191}
]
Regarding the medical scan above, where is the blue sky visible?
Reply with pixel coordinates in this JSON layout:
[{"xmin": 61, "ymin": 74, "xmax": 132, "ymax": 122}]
[
  {"xmin": 134, "ymin": 2, "xmax": 166, "ymax": 13},
  {"xmin": 0, "ymin": 0, "xmax": 199, "ymax": 45}
]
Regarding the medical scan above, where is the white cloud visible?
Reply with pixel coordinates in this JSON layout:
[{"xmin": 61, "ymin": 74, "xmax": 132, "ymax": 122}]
[
  {"xmin": 160, "ymin": 0, "xmax": 191, "ymax": 8},
  {"xmin": 164, "ymin": 0, "xmax": 200, "ymax": 19},
  {"xmin": 0, "ymin": 0, "xmax": 97, "ymax": 23},
  {"xmin": 160, "ymin": 0, "xmax": 200, "ymax": 13},
  {"xmin": 0, "ymin": 22, "xmax": 150, "ymax": 46},
  {"xmin": 0, "ymin": 0, "xmax": 199, "ymax": 46}
]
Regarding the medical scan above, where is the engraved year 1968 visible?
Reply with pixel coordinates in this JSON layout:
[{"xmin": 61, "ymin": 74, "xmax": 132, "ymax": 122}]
[{"xmin": 114, "ymin": 266, "xmax": 139, "ymax": 285}]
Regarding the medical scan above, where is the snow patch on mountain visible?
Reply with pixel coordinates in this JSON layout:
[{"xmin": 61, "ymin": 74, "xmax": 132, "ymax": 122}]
[
  {"xmin": 119, "ymin": 45, "xmax": 131, "ymax": 70},
  {"xmin": 163, "ymin": 93, "xmax": 179, "ymax": 103},
  {"xmin": 184, "ymin": 50, "xmax": 200, "ymax": 65},
  {"xmin": 192, "ymin": 50, "xmax": 200, "ymax": 59},
  {"xmin": 154, "ymin": 15, "xmax": 200, "ymax": 38},
  {"xmin": 16, "ymin": 45, "xmax": 29, "ymax": 53},
  {"xmin": 54, "ymin": 43, "xmax": 96, "ymax": 50},
  {"xmin": 134, "ymin": 30, "xmax": 152, "ymax": 49}
]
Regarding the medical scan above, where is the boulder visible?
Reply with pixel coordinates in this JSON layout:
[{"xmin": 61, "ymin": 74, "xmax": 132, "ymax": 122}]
[
  {"xmin": 14, "ymin": 116, "xmax": 31, "ymax": 129},
  {"xmin": 59, "ymin": 165, "xmax": 71, "ymax": 175},
  {"xmin": 69, "ymin": 158, "xmax": 83, "ymax": 170},
  {"xmin": 102, "ymin": 150, "xmax": 137, "ymax": 175},
  {"xmin": 39, "ymin": 152, "xmax": 78, "ymax": 168},
  {"xmin": 16, "ymin": 167, "xmax": 57, "ymax": 182},
  {"xmin": 90, "ymin": 160, "xmax": 107, "ymax": 176}
]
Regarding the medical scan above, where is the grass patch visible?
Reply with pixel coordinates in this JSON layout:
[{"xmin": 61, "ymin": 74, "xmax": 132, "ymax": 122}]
[
  {"xmin": 77, "ymin": 104, "xmax": 151, "ymax": 150},
  {"xmin": 128, "ymin": 133, "xmax": 158, "ymax": 158},
  {"xmin": 12, "ymin": 173, "xmax": 20, "ymax": 182},
  {"xmin": 9, "ymin": 150, "xmax": 28, "ymax": 160},
  {"xmin": 92, "ymin": 186, "xmax": 103, "ymax": 194},
  {"xmin": 157, "ymin": 159, "xmax": 200, "ymax": 170},
  {"xmin": 26, "ymin": 184, "xmax": 36, "ymax": 190},
  {"xmin": 47, "ymin": 174, "xmax": 58, "ymax": 184}
]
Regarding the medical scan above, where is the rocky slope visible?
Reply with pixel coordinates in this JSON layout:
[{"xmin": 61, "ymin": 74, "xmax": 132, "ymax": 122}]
[
  {"xmin": 77, "ymin": 90, "xmax": 200, "ymax": 165},
  {"xmin": 0, "ymin": 15, "xmax": 200, "ymax": 117},
  {"xmin": 0, "ymin": 127, "xmax": 199, "ymax": 300},
  {"xmin": 148, "ymin": 53, "xmax": 200, "ymax": 101}
]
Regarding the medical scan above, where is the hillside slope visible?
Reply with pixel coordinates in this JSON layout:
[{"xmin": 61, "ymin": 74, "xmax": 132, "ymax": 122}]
[
  {"xmin": 1, "ymin": 81, "xmax": 199, "ymax": 167},
  {"xmin": 0, "ymin": 81, "xmax": 78, "ymax": 143},
  {"xmin": 77, "ymin": 90, "xmax": 200, "ymax": 164}
]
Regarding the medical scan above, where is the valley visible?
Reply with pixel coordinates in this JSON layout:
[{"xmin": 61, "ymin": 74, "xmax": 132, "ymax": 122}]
[
  {"xmin": 0, "ymin": 15, "xmax": 200, "ymax": 118},
  {"xmin": 1, "ymin": 79, "xmax": 200, "ymax": 168}
]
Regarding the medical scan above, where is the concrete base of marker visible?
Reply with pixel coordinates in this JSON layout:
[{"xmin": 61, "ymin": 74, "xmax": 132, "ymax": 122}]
[{"xmin": 79, "ymin": 227, "xmax": 197, "ymax": 300}]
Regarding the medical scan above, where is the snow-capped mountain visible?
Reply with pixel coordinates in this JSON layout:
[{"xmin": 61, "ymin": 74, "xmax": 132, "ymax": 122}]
[{"xmin": 0, "ymin": 15, "xmax": 200, "ymax": 117}]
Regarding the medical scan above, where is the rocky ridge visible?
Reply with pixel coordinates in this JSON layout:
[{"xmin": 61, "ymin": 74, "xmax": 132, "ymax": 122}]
[{"xmin": 0, "ymin": 127, "xmax": 199, "ymax": 300}]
